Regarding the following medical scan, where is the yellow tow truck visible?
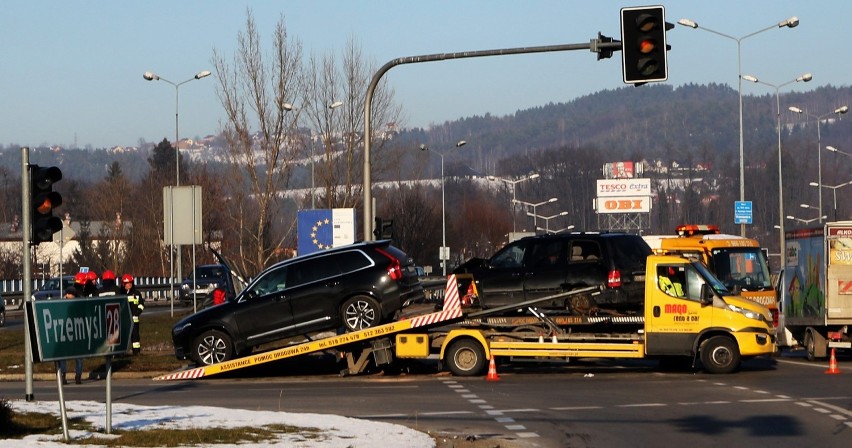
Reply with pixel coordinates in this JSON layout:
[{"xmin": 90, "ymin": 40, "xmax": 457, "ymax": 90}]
[{"xmin": 155, "ymin": 254, "xmax": 774, "ymax": 380}]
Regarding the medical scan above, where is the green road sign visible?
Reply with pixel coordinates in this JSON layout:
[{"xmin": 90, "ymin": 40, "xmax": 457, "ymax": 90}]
[{"xmin": 28, "ymin": 296, "xmax": 133, "ymax": 362}]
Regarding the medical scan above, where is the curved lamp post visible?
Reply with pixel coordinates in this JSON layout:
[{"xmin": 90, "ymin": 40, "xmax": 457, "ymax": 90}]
[
  {"xmin": 826, "ymin": 145, "xmax": 851, "ymax": 158},
  {"xmin": 420, "ymin": 140, "xmax": 467, "ymax": 275},
  {"xmin": 679, "ymin": 16, "xmax": 799, "ymax": 236},
  {"xmin": 788, "ymin": 105, "xmax": 849, "ymax": 223},
  {"xmin": 742, "ymin": 72, "xmax": 811, "ymax": 265}
]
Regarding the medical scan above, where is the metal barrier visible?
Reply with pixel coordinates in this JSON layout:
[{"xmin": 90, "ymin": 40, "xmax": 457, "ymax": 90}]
[{"xmin": 1, "ymin": 277, "xmax": 178, "ymax": 309}]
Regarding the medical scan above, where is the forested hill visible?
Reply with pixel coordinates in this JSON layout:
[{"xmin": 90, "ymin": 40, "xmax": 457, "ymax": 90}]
[
  {"xmin": 404, "ymin": 83, "xmax": 852, "ymax": 177},
  {"xmin": 2, "ymin": 83, "xmax": 850, "ymax": 184}
]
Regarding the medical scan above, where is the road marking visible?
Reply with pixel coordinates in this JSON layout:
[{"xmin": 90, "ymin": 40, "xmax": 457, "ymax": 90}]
[{"xmin": 440, "ymin": 379, "xmax": 539, "ymax": 439}]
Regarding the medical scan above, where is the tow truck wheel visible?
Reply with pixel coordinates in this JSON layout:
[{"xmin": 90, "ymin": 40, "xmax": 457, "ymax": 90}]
[
  {"xmin": 191, "ymin": 330, "xmax": 234, "ymax": 366},
  {"xmin": 445, "ymin": 339, "xmax": 488, "ymax": 377},
  {"xmin": 342, "ymin": 296, "xmax": 380, "ymax": 331},
  {"xmin": 700, "ymin": 336, "xmax": 740, "ymax": 374}
]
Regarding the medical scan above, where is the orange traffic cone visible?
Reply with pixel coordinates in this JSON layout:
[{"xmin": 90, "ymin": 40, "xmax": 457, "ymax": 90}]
[
  {"xmin": 825, "ymin": 348, "xmax": 841, "ymax": 374},
  {"xmin": 486, "ymin": 355, "xmax": 500, "ymax": 381}
]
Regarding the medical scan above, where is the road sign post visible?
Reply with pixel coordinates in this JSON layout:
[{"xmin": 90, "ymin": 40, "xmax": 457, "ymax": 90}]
[{"xmin": 27, "ymin": 296, "xmax": 133, "ymax": 438}]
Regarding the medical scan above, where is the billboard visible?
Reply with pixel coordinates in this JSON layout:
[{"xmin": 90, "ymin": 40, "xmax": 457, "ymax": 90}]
[
  {"xmin": 596, "ymin": 178, "xmax": 651, "ymax": 197},
  {"xmin": 595, "ymin": 196, "xmax": 652, "ymax": 214}
]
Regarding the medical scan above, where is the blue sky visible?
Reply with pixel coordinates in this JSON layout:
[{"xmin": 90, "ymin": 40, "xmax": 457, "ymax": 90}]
[{"xmin": 1, "ymin": 1, "xmax": 848, "ymax": 149}]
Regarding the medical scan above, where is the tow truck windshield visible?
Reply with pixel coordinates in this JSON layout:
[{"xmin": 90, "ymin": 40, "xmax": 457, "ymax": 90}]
[{"xmin": 710, "ymin": 248, "xmax": 772, "ymax": 292}]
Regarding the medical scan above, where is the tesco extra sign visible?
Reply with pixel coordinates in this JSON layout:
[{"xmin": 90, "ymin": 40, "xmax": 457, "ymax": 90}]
[{"xmin": 596, "ymin": 178, "xmax": 651, "ymax": 197}]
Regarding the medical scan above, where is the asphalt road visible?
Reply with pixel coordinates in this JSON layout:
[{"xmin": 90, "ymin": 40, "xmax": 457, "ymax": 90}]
[{"xmin": 2, "ymin": 351, "xmax": 850, "ymax": 447}]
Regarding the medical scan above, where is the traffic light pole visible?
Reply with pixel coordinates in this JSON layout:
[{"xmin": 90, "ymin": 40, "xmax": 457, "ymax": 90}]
[
  {"xmin": 361, "ymin": 37, "xmax": 622, "ymax": 241},
  {"xmin": 21, "ymin": 147, "xmax": 34, "ymax": 401}
]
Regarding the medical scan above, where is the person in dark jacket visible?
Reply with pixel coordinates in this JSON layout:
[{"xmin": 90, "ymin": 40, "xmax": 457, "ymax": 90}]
[
  {"xmin": 122, "ymin": 274, "xmax": 144, "ymax": 355},
  {"xmin": 82, "ymin": 271, "xmax": 99, "ymax": 297},
  {"xmin": 99, "ymin": 269, "xmax": 120, "ymax": 296}
]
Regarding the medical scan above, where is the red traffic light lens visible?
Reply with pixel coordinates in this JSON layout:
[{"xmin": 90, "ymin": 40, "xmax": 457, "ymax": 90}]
[
  {"xmin": 639, "ymin": 38, "xmax": 656, "ymax": 54},
  {"xmin": 36, "ymin": 198, "xmax": 53, "ymax": 215}
]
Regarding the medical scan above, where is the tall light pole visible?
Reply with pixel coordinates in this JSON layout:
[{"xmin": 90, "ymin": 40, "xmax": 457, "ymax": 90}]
[
  {"xmin": 788, "ymin": 105, "xmax": 849, "ymax": 223},
  {"xmin": 809, "ymin": 181, "xmax": 852, "ymax": 221},
  {"xmin": 528, "ymin": 210, "xmax": 568, "ymax": 233},
  {"xmin": 312, "ymin": 101, "xmax": 343, "ymax": 209},
  {"xmin": 679, "ymin": 16, "xmax": 799, "ymax": 237},
  {"xmin": 143, "ymin": 70, "xmax": 211, "ymax": 301},
  {"xmin": 420, "ymin": 140, "xmax": 467, "ymax": 275},
  {"xmin": 513, "ymin": 197, "xmax": 557, "ymax": 229},
  {"xmin": 742, "ymin": 72, "xmax": 811, "ymax": 266},
  {"xmin": 487, "ymin": 173, "xmax": 540, "ymax": 232}
]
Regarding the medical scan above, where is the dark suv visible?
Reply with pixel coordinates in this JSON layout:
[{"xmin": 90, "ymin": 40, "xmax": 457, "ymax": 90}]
[
  {"xmin": 453, "ymin": 232, "xmax": 652, "ymax": 314},
  {"xmin": 172, "ymin": 240, "xmax": 424, "ymax": 366}
]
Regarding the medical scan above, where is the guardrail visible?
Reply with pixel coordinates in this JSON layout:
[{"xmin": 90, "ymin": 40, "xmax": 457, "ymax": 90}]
[{"xmin": 1, "ymin": 277, "xmax": 178, "ymax": 310}]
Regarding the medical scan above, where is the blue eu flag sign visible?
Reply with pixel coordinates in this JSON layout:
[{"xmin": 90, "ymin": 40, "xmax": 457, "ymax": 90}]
[{"xmin": 298, "ymin": 209, "xmax": 334, "ymax": 255}]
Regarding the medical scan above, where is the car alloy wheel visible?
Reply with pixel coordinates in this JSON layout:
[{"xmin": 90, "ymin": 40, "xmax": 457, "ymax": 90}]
[{"xmin": 342, "ymin": 296, "xmax": 380, "ymax": 331}]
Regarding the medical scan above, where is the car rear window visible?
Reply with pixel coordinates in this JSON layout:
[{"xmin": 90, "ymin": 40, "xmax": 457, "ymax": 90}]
[{"xmin": 607, "ymin": 235, "xmax": 652, "ymax": 271}]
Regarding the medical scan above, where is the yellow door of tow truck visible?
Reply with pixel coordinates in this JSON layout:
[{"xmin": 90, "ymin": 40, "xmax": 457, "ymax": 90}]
[{"xmin": 644, "ymin": 260, "xmax": 711, "ymax": 356}]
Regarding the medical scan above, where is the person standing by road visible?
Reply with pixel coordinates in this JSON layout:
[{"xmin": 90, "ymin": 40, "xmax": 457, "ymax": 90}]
[
  {"xmin": 82, "ymin": 271, "xmax": 99, "ymax": 297},
  {"xmin": 58, "ymin": 286, "xmax": 84, "ymax": 384},
  {"xmin": 122, "ymin": 274, "xmax": 144, "ymax": 355},
  {"xmin": 99, "ymin": 270, "xmax": 120, "ymax": 296}
]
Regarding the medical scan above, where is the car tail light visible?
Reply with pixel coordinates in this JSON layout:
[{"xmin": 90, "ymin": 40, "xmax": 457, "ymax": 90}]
[
  {"xmin": 607, "ymin": 269, "xmax": 622, "ymax": 288},
  {"xmin": 375, "ymin": 247, "xmax": 403, "ymax": 281}
]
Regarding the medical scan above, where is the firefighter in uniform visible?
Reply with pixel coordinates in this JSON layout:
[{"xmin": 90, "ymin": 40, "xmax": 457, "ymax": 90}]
[{"xmin": 122, "ymin": 274, "xmax": 144, "ymax": 355}]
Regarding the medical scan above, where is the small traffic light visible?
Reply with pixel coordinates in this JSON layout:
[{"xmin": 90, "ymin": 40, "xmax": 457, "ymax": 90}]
[
  {"xmin": 621, "ymin": 5, "xmax": 671, "ymax": 84},
  {"xmin": 29, "ymin": 164, "xmax": 63, "ymax": 245},
  {"xmin": 373, "ymin": 217, "xmax": 394, "ymax": 240}
]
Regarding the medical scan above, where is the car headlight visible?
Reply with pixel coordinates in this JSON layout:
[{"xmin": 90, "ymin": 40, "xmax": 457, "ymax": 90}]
[{"xmin": 727, "ymin": 304, "xmax": 765, "ymax": 322}]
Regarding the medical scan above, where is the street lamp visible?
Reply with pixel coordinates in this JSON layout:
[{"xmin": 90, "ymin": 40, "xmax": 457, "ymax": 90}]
[
  {"xmin": 679, "ymin": 16, "xmax": 799, "ymax": 237},
  {"xmin": 528, "ymin": 211, "xmax": 568, "ymax": 233},
  {"xmin": 311, "ymin": 101, "xmax": 343, "ymax": 209},
  {"xmin": 487, "ymin": 173, "xmax": 540, "ymax": 232},
  {"xmin": 809, "ymin": 181, "xmax": 852, "ymax": 221},
  {"xmin": 742, "ymin": 72, "xmax": 811, "ymax": 267},
  {"xmin": 538, "ymin": 224, "xmax": 575, "ymax": 234},
  {"xmin": 826, "ymin": 145, "xmax": 852, "ymax": 158},
  {"xmin": 787, "ymin": 214, "xmax": 827, "ymax": 225},
  {"xmin": 420, "ymin": 140, "xmax": 467, "ymax": 275},
  {"xmin": 788, "ymin": 105, "xmax": 849, "ymax": 223},
  {"xmin": 513, "ymin": 197, "xmax": 557, "ymax": 229},
  {"xmin": 143, "ymin": 69, "xmax": 211, "ymax": 302}
]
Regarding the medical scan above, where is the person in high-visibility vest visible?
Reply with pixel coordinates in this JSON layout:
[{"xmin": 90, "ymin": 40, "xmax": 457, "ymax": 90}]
[
  {"xmin": 658, "ymin": 266, "xmax": 685, "ymax": 298},
  {"xmin": 122, "ymin": 274, "xmax": 144, "ymax": 355}
]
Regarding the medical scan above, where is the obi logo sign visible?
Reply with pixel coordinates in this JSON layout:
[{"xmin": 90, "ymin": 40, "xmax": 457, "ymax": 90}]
[
  {"xmin": 595, "ymin": 196, "xmax": 651, "ymax": 214},
  {"xmin": 30, "ymin": 296, "xmax": 133, "ymax": 362}
]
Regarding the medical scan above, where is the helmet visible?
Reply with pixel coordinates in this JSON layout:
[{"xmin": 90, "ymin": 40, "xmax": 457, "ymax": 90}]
[
  {"xmin": 121, "ymin": 274, "xmax": 134, "ymax": 284},
  {"xmin": 87, "ymin": 271, "xmax": 98, "ymax": 281},
  {"xmin": 74, "ymin": 272, "xmax": 87, "ymax": 284},
  {"xmin": 102, "ymin": 270, "xmax": 116, "ymax": 281}
]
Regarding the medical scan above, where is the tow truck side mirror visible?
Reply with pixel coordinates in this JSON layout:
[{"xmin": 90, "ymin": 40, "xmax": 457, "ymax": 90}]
[{"xmin": 700, "ymin": 283, "xmax": 713, "ymax": 305}]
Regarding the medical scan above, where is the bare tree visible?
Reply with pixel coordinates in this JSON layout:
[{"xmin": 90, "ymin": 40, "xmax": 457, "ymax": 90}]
[
  {"xmin": 302, "ymin": 35, "xmax": 403, "ymax": 212},
  {"xmin": 212, "ymin": 10, "xmax": 303, "ymax": 274}
]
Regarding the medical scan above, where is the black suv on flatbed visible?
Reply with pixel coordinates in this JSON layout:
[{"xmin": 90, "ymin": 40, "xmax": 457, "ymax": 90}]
[
  {"xmin": 172, "ymin": 240, "xmax": 424, "ymax": 366},
  {"xmin": 454, "ymin": 232, "xmax": 652, "ymax": 314}
]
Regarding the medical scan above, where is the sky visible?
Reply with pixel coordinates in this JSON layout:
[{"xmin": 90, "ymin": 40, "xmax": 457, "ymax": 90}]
[
  {"xmin": 1, "ymin": 1, "xmax": 849, "ymax": 150},
  {"xmin": 4, "ymin": 399, "xmax": 435, "ymax": 447}
]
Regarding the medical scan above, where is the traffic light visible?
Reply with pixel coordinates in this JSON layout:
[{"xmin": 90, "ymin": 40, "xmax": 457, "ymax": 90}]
[
  {"xmin": 29, "ymin": 164, "xmax": 63, "ymax": 245},
  {"xmin": 620, "ymin": 5, "xmax": 671, "ymax": 84},
  {"xmin": 373, "ymin": 217, "xmax": 394, "ymax": 240}
]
